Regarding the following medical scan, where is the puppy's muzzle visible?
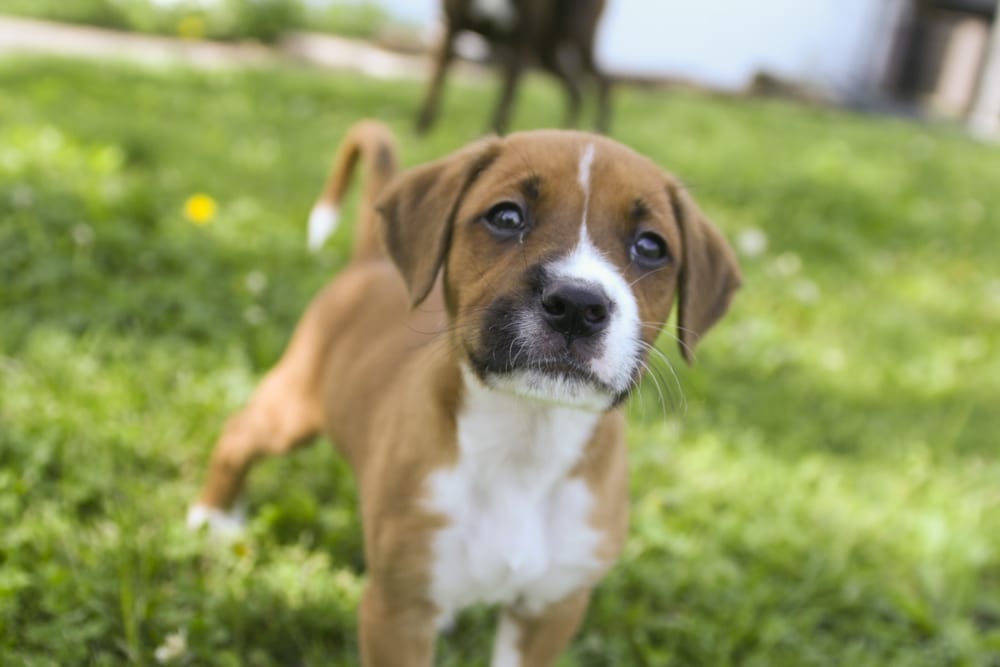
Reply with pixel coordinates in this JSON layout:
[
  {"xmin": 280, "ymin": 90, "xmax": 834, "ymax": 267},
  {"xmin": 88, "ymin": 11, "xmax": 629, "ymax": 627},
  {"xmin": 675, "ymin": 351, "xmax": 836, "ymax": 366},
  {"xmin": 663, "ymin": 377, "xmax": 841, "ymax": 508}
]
[{"xmin": 540, "ymin": 281, "xmax": 611, "ymax": 343}]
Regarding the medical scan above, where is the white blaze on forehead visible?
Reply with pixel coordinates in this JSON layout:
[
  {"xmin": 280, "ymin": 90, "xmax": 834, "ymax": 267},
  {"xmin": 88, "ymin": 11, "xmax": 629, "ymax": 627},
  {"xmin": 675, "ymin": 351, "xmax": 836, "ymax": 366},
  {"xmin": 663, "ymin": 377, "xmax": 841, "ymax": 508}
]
[
  {"xmin": 577, "ymin": 142, "xmax": 596, "ymax": 194},
  {"xmin": 577, "ymin": 143, "xmax": 596, "ymax": 235}
]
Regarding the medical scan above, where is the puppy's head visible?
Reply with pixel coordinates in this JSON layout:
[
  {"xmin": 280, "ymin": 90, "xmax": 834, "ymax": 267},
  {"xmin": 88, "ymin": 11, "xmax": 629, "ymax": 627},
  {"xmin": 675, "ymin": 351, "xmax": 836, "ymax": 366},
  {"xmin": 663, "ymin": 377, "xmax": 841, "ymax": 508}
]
[{"xmin": 378, "ymin": 131, "xmax": 741, "ymax": 410}]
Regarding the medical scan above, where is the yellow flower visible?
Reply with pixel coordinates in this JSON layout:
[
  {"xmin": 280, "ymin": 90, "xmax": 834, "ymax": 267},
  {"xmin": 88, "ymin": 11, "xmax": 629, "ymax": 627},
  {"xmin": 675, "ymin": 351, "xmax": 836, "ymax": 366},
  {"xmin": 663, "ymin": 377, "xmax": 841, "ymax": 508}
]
[
  {"xmin": 177, "ymin": 15, "xmax": 206, "ymax": 41},
  {"xmin": 184, "ymin": 193, "xmax": 217, "ymax": 225}
]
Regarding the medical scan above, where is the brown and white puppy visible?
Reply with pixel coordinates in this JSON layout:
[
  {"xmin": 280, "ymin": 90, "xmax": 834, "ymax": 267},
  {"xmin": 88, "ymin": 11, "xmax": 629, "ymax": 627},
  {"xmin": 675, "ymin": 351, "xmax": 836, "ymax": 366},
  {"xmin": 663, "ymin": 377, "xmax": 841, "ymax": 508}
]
[
  {"xmin": 417, "ymin": 0, "xmax": 611, "ymax": 134},
  {"xmin": 188, "ymin": 120, "xmax": 741, "ymax": 666}
]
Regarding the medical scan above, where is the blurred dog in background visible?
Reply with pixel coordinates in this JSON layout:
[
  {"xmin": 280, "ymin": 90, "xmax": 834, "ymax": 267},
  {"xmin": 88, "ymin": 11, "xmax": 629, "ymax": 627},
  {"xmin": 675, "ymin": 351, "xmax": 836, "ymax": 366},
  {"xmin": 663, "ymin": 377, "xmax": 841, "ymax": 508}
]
[{"xmin": 417, "ymin": 0, "xmax": 612, "ymax": 134}]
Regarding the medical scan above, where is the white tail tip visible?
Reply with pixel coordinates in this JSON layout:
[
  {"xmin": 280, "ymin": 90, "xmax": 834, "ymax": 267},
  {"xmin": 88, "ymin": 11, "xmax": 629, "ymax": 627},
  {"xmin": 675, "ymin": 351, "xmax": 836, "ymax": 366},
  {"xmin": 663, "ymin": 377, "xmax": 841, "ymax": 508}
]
[{"xmin": 307, "ymin": 203, "xmax": 339, "ymax": 252}]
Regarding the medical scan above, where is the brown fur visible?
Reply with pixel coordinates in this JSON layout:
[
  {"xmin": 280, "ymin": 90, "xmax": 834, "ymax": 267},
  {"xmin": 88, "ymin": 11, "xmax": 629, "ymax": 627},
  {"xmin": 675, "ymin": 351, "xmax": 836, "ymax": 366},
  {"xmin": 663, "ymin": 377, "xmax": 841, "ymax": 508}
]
[
  {"xmin": 193, "ymin": 120, "xmax": 740, "ymax": 665},
  {"xmin": 417, "ymin": 0, "xmax": 612, "ymax": 135}
]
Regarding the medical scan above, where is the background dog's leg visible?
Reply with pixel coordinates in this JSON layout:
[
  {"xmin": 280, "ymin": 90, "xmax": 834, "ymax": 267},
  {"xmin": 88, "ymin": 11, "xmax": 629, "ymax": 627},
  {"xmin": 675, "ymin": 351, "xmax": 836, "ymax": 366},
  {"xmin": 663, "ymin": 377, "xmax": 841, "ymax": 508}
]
[
  {"xmin": 359, "ymin": 584, "xmax": 437, "ymax": 666},
  {"xmin": 492, "ymin": 590, "xmax": 592, "ymax": 667},
  {"xmin": 491, "ymin": 49, "xmax": 526, "ymax": 135},
  {"xmin": 416, "ymin": 26, "xmax": 456, "ymax": 134},
  {"xmin": 580, "ymin": 44, "xmax": 612, "ymax": 134},
  {"xmin": 541, "ymin": 46, "xmax": 583, "ymax": 128}
]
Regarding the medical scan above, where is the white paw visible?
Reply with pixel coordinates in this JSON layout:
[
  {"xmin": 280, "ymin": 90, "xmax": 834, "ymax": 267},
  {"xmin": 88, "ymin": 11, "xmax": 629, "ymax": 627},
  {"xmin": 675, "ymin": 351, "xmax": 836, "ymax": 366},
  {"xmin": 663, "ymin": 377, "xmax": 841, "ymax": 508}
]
[
  {"xmin": 307, "ymin": 203, "xmax": 339, "ymax": 252},
  {"xmin": 186, "ymin": 503, "xmax": 246, "ymax": 538}
]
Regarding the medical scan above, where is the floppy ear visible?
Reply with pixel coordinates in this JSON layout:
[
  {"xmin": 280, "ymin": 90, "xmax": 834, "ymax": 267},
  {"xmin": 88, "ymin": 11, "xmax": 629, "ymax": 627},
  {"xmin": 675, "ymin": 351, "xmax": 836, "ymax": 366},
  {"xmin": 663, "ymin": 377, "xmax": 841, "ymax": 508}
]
[
  {"xmin": 376, "ymin": 137, "xmax": 501, "ymax": 306},
  {"xmin": 669, "ymin": 182, "xmax": 742, "ymax": 364}
]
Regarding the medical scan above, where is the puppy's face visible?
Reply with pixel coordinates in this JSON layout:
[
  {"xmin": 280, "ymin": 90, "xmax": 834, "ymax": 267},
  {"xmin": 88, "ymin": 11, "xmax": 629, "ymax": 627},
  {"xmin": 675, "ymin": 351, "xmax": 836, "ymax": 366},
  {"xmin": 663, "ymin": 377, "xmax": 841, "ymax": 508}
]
[{"xmin": 379, "ymin": 131, "xmax": 741, "ymax": 410}]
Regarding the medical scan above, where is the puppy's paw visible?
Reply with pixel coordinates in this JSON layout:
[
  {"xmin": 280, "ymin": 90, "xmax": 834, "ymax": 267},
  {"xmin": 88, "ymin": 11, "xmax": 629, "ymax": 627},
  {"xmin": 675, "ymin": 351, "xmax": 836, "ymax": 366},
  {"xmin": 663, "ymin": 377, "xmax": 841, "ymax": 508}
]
[{"xmin": 186, "ymin": 503, "xmax": 246, "ymax": 538}]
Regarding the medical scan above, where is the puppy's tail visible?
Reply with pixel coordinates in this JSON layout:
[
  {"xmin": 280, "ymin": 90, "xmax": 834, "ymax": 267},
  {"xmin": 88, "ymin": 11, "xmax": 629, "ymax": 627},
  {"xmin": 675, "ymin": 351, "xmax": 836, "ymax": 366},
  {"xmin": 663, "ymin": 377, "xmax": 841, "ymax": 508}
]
[{"xmin": 307, "ymin": 119, "xmax": 399, "ymax": 257}]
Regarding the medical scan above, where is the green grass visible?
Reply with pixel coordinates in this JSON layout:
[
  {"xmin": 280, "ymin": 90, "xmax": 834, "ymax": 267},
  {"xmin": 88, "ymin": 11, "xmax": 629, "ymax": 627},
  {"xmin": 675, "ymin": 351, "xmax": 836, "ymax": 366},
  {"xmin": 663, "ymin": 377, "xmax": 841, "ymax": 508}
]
[
  {"xmin": 0, "ymin": 0, "xmax": 397, "ymax": 43},
  {"xmin": 1, "ymin": 56, "xmax": 999, "ymax": 666}
]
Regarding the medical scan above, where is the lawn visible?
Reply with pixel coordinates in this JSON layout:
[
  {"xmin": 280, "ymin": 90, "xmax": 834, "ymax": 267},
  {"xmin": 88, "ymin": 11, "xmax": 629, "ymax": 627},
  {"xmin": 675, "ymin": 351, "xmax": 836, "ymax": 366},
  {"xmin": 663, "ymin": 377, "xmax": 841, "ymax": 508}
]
[
  {"xmin": 1, "ymin": 56, "xmax": 999, "ymax": 666},
  {"xmin": 0, "ymin": 0, "xmax": 396, "ymax": 42}
]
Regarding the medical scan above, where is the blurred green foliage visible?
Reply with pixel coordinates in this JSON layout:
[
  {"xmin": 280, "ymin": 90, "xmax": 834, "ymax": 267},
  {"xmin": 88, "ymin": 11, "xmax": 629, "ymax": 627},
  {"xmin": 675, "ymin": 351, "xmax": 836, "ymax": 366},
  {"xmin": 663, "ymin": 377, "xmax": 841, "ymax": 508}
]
[
  {"xmin": 1, "ymin": 57, "xmax": 999, "ymax": 665},
  {"xmin": 306, "ymin": 1, "xmax": 390, "ymax": 40},
  {"xmin": 0, "ymin": 0, "xmax": 391, "ymax": 43}
]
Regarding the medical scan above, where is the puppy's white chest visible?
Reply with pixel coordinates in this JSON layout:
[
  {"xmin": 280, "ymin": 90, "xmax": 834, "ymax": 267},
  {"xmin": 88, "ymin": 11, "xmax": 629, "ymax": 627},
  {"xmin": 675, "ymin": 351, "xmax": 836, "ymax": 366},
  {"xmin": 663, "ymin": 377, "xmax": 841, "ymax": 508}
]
[
  {"xmin": 425, "ymin": 373, "xmax": 605, "ymax": 625},
  {"xmin": 427, "ymin": 467, "xmax": 598, "ymax": 622}
]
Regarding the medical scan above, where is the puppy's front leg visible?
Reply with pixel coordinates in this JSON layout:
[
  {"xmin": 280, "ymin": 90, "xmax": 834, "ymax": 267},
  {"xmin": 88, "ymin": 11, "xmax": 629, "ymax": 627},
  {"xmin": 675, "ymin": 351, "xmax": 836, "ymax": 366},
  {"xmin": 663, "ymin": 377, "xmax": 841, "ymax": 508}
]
[
  {"xmin": 359, "ymin": 583, "xmax": 437, "ymax": 666},
  {"xmin": 491, "ymin": 590, "xmax": 592, "ymax": 667}
]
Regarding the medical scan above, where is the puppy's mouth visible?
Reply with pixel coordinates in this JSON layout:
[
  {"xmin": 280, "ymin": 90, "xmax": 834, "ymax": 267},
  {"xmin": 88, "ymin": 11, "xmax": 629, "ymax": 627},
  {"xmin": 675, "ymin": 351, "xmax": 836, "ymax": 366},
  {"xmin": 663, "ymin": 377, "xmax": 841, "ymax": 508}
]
[
  {"xmin": 467, "ymin": 350, "xmax": 623, "ymax": 411},
  {"xmin": 465, "ymin": 295, "xmax": 635, "ymax": 409},
  {"xmin": 529, "ymin": 357, "xmax": 605, "ymax": 385},
  {"xmin": 470, "ymin": 349, "xmax": 614, "ymax": 393}
]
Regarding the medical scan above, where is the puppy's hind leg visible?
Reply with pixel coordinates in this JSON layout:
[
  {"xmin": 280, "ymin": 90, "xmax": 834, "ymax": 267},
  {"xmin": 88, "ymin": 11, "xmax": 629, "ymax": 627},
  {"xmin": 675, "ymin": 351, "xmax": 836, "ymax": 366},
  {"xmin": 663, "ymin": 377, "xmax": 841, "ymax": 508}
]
[{"xmin": 188, "ymin": 359, "xmax": 322, "ymax": 535}]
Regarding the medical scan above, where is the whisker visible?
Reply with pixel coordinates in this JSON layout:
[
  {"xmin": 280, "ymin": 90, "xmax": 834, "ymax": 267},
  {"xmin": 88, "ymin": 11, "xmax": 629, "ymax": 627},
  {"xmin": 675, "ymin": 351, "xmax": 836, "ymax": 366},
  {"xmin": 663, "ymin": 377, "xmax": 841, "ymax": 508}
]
[
  {"xmin": 636, "ymin": 356, "xmax": 668, "ymax": 421},
  {"xmin": 637, "ymin": 320, "xmax": 698, "ymax": 363},
  {"xmin": 638, "ymin": 340, "xmax": 687, "ymax": 417},
  {"xmin": 628, "ymin": 265, "xmax": 672, "ymax": 287}
]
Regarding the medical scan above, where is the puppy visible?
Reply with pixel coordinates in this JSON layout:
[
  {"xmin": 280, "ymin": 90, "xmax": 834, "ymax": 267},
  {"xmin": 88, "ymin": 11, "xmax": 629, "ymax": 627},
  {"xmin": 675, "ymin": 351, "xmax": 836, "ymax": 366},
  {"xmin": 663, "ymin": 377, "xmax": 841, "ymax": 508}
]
[
  {"xmin": 189, "ymin": 120, "xmax": 741, "ymax": 665},
  {"xmin": 417, "ymin": 0, "xmax": 611, "ymax": 134}
]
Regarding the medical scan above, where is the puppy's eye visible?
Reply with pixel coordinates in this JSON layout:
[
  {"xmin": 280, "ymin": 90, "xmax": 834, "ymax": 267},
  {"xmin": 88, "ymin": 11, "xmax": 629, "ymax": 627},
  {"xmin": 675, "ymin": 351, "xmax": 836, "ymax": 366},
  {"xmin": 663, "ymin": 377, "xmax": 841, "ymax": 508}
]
[
  {"xmin": 630, "ymin": 232, "xmax": 671, "ymax": 268},
  {"xmin": 483, "ymin": 203, "xmax": 526, "ymax": 238}
]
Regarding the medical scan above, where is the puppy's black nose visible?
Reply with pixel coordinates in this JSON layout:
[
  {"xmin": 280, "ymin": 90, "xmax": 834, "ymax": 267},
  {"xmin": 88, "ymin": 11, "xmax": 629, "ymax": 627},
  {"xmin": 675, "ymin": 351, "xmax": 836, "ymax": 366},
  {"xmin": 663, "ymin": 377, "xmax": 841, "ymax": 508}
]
[{"xmin": 541, "ymin": 282, "xmax": 611, "ymax": 340}]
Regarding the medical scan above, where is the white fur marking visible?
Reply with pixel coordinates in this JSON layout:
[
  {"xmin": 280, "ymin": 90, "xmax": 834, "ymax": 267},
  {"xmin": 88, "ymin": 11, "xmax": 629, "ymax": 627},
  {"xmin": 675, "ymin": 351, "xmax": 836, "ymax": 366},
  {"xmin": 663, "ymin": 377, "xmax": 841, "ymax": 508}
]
[
  {"xmin": 548, "ymin": 234, "xmax": 642, "ymax": 395},
  {"xmin": 577, "ymin": 143, "xmax": 596, "ymax": 234},
  {"xmin": 426, "ymin": 367, "xmax": 604, "ymax": 628},
  {"xmin": 307, "ymin": 203, "xmax": 339, "ymax": 251},
  {"xmin": 491, "ymin": 614, "xmax": 521, "ymax": 667},
  {"xmin": 577, "ymin": 143, "xmax": 595, "ymax": 193},
  {"xmin": 186, "ymin": 503, "xmax": 245, "ymax": 538}
]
